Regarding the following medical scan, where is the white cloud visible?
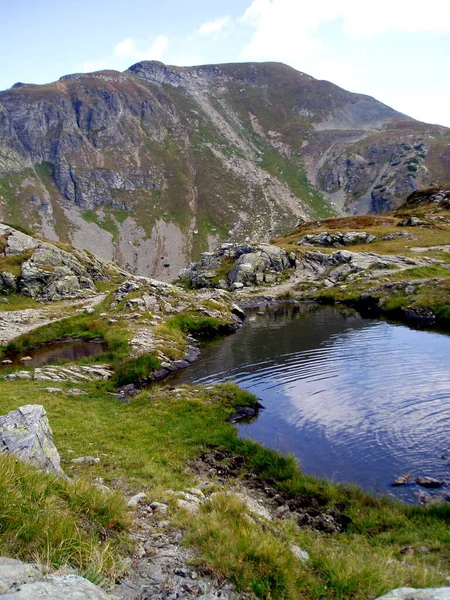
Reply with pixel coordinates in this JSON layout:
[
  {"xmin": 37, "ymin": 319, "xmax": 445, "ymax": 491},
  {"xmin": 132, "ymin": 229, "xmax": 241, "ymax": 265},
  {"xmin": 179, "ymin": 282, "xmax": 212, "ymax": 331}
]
[
  {"xmin": 142, "ymin": 35, "xmax": 169, "ymax": 61},
  {"xmin": 198, "ymin": 16, "xmax": 231, "ymax": 37},
  {"xmin": 112, "ymin": 35, "xmax": 169, "ymax": 63},
  {"xmin": 241, "ymin": 0, "xmax": 450, "ymax": 56},
  {"xmin": 114, "ymin": 38, "xmax": 137, "ymax": 58},
  {"xmin": 82, "ymin": 59, "xmax": 109, "ymax": 73}
]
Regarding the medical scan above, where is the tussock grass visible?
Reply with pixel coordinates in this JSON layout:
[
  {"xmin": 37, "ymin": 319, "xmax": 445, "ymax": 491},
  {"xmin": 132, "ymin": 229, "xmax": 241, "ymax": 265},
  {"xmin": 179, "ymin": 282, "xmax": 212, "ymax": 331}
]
[
  {"xmin": 114, "ymin": 353, "xmax": 160, "ymax": 386},
  {"xmin": 0, "ymin": 453, "xmax": 130, "ymax": 579},
  {"xmin": 182, "ymin": 493, "xmax": 310, "ymax": 600},
  {"xmin": 166, "ymin": 313, "xmax": 224, "ymax": 336},
  {"xmin": 0, "ymin": 378, "xmax": 449, "ymax": 597}
]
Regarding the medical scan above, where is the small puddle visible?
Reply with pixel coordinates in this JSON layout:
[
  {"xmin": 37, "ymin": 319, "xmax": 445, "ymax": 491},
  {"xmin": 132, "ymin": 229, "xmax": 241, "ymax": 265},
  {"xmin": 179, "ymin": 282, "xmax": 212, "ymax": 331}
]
[{"xmin": 1, "ymin": 338, "xmax": 107, "ymax": 368}]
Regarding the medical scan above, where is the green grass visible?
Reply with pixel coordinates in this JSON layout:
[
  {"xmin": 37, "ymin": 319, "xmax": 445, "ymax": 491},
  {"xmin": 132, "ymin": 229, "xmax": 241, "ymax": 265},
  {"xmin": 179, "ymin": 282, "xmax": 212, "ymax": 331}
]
[
  {"xmin": 0, "ymin": 250, "xmax": 33, "ymax": 277},
  {"xmin": 0, "ymin": 453, "xmax": 130, "ymax": 580},
  {"xmin": 114, "ymin": 353, "xmax": 160, "ymax": 386},
  {"xmin": 166, "ymin": 313, "xmax": 224, "ymax": 335},
  {"xmin": 0, "ymin": 293, "xmax": 41, "ymax": 311},
  {"xmin": 0, "ymin": 378, "xmax": 449, "ymax": 598},
  {"xmin": 260, "ymin": 148, "xmax": 335, "ymax": 220}
]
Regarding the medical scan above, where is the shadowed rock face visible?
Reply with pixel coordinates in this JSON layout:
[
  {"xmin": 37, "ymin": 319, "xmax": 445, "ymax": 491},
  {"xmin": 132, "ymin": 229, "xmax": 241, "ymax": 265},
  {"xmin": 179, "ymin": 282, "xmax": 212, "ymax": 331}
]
[
  {"xmin": 0, "ymin": 61, "xmax": 449, "ymax": 278},
  {"xmin": 0, "ymin": 405, "xmax": 65, "ymax": 476}
]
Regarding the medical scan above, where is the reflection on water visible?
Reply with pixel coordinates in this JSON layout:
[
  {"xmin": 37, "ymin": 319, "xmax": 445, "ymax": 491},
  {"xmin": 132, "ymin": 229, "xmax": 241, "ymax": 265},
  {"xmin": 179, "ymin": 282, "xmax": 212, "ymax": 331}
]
[
  {"xmin": 2, "ymin": 338, "xmax": 107, "ymax": 368},
  {"xmin": 176, "ymin": 303, "xmax": 450, "ymax": 500}
]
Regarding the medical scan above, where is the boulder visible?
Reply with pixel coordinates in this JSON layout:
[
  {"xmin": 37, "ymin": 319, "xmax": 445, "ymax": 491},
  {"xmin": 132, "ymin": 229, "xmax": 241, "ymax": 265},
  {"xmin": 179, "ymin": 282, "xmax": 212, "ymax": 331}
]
[
  {"xmin": 392, "ymin": 473, "xmax": 413, "ymax": 486},
  {"xmin": 227, "ymin": 244, "xmax": 291, "ymax": 287},
  {"xmin": 184, "ymin": 243, "xmax": 293, "ymax": 289},
  {"xmin": 397, "ymin": 217, "xmax": 429, "ymax": 228},
  {"xmin": 0, "ymin": 405, "xmax": 65, "ymax": 476},
  {"xmin": 416, "ymin": 476, "xmax": 445, "ymax": 488},
  {"xmin": 20, "ymin": 244, "xmax": 96, "ymax": 300},
  {"xmin": 0, "ymin": 558, "xmax": 110, "ymax": 599}
]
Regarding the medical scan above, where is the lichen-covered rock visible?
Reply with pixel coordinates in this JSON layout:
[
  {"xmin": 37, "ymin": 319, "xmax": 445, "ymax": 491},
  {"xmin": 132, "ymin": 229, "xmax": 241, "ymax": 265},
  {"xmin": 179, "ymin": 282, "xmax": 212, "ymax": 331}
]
[
  {"xmin": 299, "ymin": 231, "xmax": 376, "ymax": 247},
  {"xmin": 0, "ymin": 558, "xmax": 110, "ymax": 599},
  {"xmin": 375, "ymin": 587, "xmax": 450, "ymax": 599},
  {"xmin": 0, "ymin": 224, "xmax": 115, "ymax": 301},
  {"xmin": 186, "ymin": 243, "xmax": 293, "ymax": 289},
  {"xmin": 398, "ymin": 217, "xmax": 429, "ymax": 228},
  {"xmin": 0, "ymin": 272, "xmax": 17, "ymax": 294},
  {"xmin": 0, "ymin": 405, "xmax": 65, "ymax": 476},
  {"xmin": 297, "ymin": 250, "xmax": 435, "ymax": 284},
  {"xmin": 0, "ymin": 557, "xmax": 42, "ymax": 594}
]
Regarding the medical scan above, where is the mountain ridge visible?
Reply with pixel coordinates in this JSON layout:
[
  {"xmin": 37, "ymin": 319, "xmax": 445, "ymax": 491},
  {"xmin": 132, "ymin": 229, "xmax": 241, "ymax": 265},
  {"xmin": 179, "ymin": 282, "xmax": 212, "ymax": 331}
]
[{"xmin": 0, "ymin": 60, "xmax": 448, "ymax": 279}]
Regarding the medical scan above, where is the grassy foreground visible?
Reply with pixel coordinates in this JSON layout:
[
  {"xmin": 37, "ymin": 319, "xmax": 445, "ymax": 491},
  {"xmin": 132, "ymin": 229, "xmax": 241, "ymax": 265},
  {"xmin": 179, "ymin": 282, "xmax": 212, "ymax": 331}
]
[{"xmin": 1, "ymin": 378, "xmax": 450, "ymax": 599}]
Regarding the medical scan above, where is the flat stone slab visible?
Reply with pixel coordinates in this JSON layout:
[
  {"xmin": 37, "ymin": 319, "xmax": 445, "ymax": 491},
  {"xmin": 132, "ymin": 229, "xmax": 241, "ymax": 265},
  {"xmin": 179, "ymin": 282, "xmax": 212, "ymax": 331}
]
[{"xmin": 376, "ymin": 588, "xmax": 450, "ymax": 599}]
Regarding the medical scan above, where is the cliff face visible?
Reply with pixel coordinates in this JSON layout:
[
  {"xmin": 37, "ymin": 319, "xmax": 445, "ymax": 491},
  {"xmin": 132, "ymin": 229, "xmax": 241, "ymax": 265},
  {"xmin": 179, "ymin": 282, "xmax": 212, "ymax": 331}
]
[{"xmin": 0, "ymin": 61, "xmax": 449, "ymax": 279}]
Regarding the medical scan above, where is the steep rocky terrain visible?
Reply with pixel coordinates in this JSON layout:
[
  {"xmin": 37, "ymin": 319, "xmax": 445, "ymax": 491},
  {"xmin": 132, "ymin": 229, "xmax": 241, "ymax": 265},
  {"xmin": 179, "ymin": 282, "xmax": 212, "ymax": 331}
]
[{"xmin": 0, "ymin": 61, "xmax": 449, "ymax": 280}]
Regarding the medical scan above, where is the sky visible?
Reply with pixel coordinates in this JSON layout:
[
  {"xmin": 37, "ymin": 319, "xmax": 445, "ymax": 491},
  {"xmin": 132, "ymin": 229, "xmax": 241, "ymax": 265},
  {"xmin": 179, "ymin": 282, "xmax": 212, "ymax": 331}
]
[{"xmin": 1, "ymin": 0, "xmax": 450, "ymax": 127}]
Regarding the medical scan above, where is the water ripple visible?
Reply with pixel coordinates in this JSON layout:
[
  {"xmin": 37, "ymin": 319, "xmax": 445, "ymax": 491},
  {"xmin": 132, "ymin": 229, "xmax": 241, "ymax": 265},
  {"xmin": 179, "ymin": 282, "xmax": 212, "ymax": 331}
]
[{"xmin": 177, "ymin": 304, "xmax": 450, "ymax": 499}]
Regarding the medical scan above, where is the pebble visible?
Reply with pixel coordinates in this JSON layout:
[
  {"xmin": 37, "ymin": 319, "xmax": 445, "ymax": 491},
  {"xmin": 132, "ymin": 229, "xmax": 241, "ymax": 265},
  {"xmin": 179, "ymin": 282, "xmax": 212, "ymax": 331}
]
[{"xmin": 127, "ymin": 492, "xmax": 147, "ymax": 507}]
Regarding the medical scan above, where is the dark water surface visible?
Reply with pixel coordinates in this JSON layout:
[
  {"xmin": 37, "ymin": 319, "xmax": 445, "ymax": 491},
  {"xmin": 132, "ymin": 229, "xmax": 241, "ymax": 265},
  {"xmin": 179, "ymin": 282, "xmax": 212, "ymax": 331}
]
[
  {"xmin": 2, "ymin": 338, "xmax": 107, "ymax": 368},
  {"xmin": 176, "ymin": 303, "xmax": 450, "ymax": 500}
]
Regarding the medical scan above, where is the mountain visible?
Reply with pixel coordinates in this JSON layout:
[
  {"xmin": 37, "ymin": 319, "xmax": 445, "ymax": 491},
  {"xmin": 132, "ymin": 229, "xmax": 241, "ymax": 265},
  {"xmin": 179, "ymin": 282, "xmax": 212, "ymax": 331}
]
[{"xmin": 0, "ymin": 61, "xmax": 449, "ymax": 279}]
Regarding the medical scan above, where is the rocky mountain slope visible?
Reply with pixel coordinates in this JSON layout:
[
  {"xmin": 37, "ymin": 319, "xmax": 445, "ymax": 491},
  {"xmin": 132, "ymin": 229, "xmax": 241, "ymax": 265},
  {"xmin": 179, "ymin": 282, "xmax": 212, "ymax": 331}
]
[{"xmin": 0, "ymin": 61, "xmax": 449, "ymax": 279}]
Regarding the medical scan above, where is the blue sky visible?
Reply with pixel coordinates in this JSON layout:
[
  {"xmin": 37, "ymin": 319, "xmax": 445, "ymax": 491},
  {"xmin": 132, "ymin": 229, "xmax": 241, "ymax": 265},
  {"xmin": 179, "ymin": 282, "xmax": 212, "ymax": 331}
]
[{"xmin": 1, "ymin": 0, "xmax": 450, "ymax": 127}]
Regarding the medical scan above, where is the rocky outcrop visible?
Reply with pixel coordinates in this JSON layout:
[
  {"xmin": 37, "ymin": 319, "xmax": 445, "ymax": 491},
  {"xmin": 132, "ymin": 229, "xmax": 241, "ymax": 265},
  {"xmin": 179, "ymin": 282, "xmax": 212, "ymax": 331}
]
[
  {"xmin": 183, "ymin": 243, "xmax": 295, "ymax": 290},
  {"xmin": 0, "ymin": 557, "xmax": 110, "ymax": 599},
  {"xmin": 0, "ymin": 405, "xmax": 64, "ymax": 476},
  {"xmin": 298, "ymin": 231, "xmax": 376, "ymax": 247},
  {"xmin": 0, "ymin": 224, "xmax": 115, "ymax": 301},
  {"xmin": 296, "ymin": 250, "xmax": 438, "ymax": 284},
  {"xmin": 397, "ymin": 216, "xmax": 431, "ymax": 228}
]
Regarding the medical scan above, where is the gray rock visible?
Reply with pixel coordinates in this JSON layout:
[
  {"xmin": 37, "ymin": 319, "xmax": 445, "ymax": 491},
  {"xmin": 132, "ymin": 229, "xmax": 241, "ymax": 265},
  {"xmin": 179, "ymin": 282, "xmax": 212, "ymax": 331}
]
[
  {"xmin": 4, "ymin": 229, "xmax": 39, "ymax": 256},
  {"xmin": 375, "ymin": 588, "xmax": 450, "ymax": 599},
  {"xmin": 71, "ymin": 456, "xmax": 100, "ymax": 465},
  {"xmin": 398, "ymin": 217, "xmax": 429, "ymax": 228},
  {"xmin": 0, "ymin": 571, "xmax": 111, "ymax": 599},
  {"xmin": 0, "ymin": 558, "xmax": 43, "ymax": 594},
  {"xmin": 0, "ymin": 405, "xmax": 65, "ymax": 476},
  {"xmin": 127, "ymin": 492, "xmax": 147, "ymax": 507},
  {"xmin": 228, "ymin": 244, "xmax": 290, "ymax": 287},
  {"xmin": 290, "ymin": 544, "xmax": 310, "ymax": 563},
  {"xmin": 392, "ymin": 473, "xmax": 413, "ymax": 486},
  {"xmin": 0, "ymin": 272, "xmax": 17, "ymax": 294},
  {"xmin": 299, "ymin": 231, "xmax": 376, "ymax": 247},
  {"xmin": 416, "ymin": 476, "xmax": 444, "ymax": 488}
]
